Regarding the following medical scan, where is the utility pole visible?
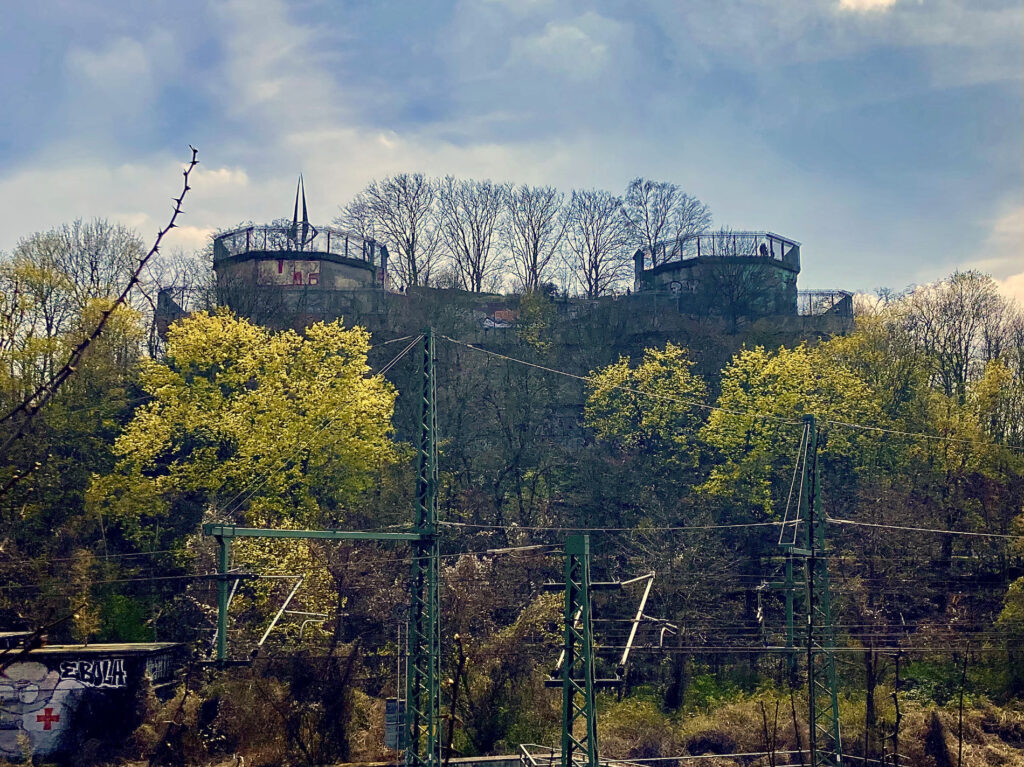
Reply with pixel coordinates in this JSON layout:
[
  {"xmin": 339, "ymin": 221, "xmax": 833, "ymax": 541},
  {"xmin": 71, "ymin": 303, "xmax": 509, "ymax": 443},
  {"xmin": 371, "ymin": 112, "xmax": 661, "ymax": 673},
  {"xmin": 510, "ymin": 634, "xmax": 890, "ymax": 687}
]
[
  {"xmin": 802, "ymin": 415, "xmax": 842, "ymax": 767},
  {"xmin": 778, "ymin": 415, "xmax": 842, "ymax": 767},
  {"xmin": 203, "ymin": 329, "xmax": 443, "ymax": 767},
  {"xmin": 560, "ymin": 534, "xmax": 598, "ymax": 767},
  {"xmin": 544, "ymin": 544, "xmax": 651, "ymax": 767},
  {"xmin": 406, "ymin": 328, "xmax": 441, "ymax": 767},
  {"xmin": 205, "ymin": 526, "xmax": 423, "ymax": 664}
]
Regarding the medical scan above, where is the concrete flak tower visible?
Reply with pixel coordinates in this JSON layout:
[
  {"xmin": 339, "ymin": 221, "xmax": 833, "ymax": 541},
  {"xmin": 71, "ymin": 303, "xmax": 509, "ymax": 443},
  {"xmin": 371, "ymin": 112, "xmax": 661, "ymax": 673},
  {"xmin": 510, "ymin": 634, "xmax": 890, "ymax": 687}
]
[{"xmin": 212, "ymin": 177, "xmax": 388, "ymax": 325}]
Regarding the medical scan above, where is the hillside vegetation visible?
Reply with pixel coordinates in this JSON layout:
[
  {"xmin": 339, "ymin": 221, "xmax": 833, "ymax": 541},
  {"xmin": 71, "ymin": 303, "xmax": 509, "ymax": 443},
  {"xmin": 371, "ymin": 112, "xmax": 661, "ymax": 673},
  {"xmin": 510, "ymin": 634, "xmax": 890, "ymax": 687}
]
[{"xmin": 3, "ymin": 230, "xmax": 1024, "ymax": 766}]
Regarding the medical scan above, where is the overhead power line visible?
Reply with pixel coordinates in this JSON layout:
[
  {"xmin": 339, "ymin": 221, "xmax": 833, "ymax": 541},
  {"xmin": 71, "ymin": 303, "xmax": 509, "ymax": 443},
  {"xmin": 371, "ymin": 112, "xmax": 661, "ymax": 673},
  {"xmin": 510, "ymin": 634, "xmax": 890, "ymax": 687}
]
[
  {"xmin": 828, "ymin": 517, "xmax": 1024, "ymax": 541},
  {"xmin": 439, "ymin": 334, "xmax": 803, "ymax": 424},
  {"xmin": 821, "ymin": 417, "xmax": 1024, "ymax": 451},
  {"xmin": 439, "ymin": 334, "xmax": 1024, "ymax": 452},
  {"xmin": 440, "ymin": 520, "xmax": 783, "ymax": 533}
]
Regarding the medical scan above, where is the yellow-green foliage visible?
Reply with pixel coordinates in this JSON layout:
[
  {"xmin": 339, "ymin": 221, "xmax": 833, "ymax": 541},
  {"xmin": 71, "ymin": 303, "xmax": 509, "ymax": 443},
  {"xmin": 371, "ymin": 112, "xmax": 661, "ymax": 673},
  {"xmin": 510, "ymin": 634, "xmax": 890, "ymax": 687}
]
[
  {"xmin": 597, "ymin": 687, "xmax": 1024, "ymax": 766},
  {"xmin": 700, "ymin": 343, "xmax": 883, "ymax": 516},
  {"xmin": 585, "ymin": 342, "xmax": 707, "ymax": 460},
  {"xmin": 90, "ymin": 309, "xmax": 400, "ymax": 622},
  {"xmin": 94, "ymin": 309, "xmax": 398, "ymax": 526},
  {"xmin": 516, "ymin": 291, "xmax": 557, "ymax": 352},
  {"xmin": 598, "ymin": 697, "xmax": 686, "ymax": 758}
]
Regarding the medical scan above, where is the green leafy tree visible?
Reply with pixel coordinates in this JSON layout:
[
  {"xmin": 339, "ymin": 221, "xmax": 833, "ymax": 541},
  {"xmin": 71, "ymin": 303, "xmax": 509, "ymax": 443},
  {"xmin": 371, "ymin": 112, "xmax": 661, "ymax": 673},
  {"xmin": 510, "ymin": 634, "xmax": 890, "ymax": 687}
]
[
  {"xmin": 91, "ymin": 310, "xmax": 400, "ymax": 631},
  {"xmin": 0, "ymin": 298, "xmax": 146, "ymax": 639},
  {"xmin": 585, "ymin": 342, "xmax": 707, "ymax": 462},
  {"xmin": 700, "ymin": 343, "xmax": 882, "ymax": 518}
]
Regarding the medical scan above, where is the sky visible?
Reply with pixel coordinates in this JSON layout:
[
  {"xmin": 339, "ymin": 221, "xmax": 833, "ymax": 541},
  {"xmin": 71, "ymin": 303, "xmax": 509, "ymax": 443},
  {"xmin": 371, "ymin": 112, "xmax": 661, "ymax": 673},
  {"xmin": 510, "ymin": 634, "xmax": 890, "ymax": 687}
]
[{"xmin": 0, "ymin": 0, "xmax": 1021, "ymax": 298}]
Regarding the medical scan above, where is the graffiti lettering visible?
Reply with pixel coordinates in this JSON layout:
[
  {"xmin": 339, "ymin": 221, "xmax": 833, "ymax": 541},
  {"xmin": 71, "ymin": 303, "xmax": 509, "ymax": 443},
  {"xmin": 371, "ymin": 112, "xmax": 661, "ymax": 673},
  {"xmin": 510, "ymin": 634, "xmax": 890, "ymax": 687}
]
[
  {"xmin": 144, "ymin": 655, "xmax": 174, "ymax": 684},
  {"xmin": 58, "ymin": 659, "xmax": 126, "ymax": 688}
]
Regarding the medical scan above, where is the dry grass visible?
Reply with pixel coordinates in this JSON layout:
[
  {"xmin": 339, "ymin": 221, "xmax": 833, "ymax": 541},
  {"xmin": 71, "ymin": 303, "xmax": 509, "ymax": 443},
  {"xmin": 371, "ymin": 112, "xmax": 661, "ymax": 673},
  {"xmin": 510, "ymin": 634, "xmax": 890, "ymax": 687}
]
[{"xmin": 595, "ymin": 690, "xmax": 1024, "ymax": 767}]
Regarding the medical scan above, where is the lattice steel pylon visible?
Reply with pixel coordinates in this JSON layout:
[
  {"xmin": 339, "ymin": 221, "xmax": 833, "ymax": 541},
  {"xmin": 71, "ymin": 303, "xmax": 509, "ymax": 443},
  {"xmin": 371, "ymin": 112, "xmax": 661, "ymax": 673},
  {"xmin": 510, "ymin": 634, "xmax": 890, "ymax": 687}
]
[
  {"xmin": 560, "ymin": 534, "xmax": 598, "ymax": 767},
  {"xmin": 405, "ymin": 328, "xmax": 441, "ymax": 767},
  {"xmin": 780, "ymin": 414, "xmax": 842, "ymax": 767}
]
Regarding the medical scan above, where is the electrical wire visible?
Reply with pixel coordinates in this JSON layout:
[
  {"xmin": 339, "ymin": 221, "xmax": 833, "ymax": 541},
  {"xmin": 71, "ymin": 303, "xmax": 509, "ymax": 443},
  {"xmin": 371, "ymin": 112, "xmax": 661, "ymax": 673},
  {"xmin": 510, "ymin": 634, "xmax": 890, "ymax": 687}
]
[
  {"xmin": 440, "ymin": 334, "xmax": 804, "ymax": 425},
  {"xmin": 822, "ymin": 417, "xmax": 1024, "ymax": 452},
  {"xmin": 440, "ymin": 333, "xmax": 1024, "ymax": 452},
  {"xmin": 827, "ymin": 517, "xmax": 1024, "ymax": 541},
  {"xmin": 440, "ymin": 521, "xmax": 784, "ymax": 533},
  {"xmin": 214, "ymin": 334, "xmax": 422, "ymax": 520},
  {"xmin": 11, "ymin": 548, "xmax": 182, "ymax": 564},
  {"xmin": 0, "ymin": 544, "xmax": 564, "ymax": 593}
]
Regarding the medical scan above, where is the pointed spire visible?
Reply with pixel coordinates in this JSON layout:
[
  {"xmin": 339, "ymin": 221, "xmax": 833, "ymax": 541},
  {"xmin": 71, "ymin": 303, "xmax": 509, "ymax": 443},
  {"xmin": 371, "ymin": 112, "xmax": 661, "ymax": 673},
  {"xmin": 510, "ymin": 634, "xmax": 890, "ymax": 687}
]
[
  {"xmin": 300, "ymin": 174, "xmax": 311, "ymax": 246},
  {"xmin": 289, "ymin": 174, "xmax": 318, "ymax": 251}
]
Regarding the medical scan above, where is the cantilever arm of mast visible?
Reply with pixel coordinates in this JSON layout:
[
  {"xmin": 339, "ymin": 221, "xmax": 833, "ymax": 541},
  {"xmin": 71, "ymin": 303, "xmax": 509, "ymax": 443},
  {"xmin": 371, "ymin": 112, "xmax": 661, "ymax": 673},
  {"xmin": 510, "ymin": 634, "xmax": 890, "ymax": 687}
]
[{"xmin": 202, "ymin": 523, "xmax": 428, "ymax": 542}]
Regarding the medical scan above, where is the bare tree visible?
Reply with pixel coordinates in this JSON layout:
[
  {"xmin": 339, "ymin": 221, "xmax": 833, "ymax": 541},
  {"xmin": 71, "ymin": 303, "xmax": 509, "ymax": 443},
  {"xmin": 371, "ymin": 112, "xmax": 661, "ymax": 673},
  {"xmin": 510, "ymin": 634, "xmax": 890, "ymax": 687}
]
[
  {"xmin": 437, "ymin": 177, "xmax": 508, "ymax": 292},
  {"xmin": 503, "ymin": 184, "xmax": 566, "ymax": 293},
  {"xmin": 143, "ymin": 248, "xmax": 214, "ymax": 354},
  {"xmin": 48, "ymin": 219, "xmax": 144, "ymax": 311},
  {"xmin": 563, "ymin": 189, "xmax": 630, "ymax": 298},
  {"xmin": 334, "ymin": 192, "xmax": 378, "ymax": 244},
  {"xmin": 3, "ymin": 219, "xmax": 147, "ymax": 386},
  {"xmin": 338, "ymin": 174, "xmax": 441, "ymax": 289},
  {"xmin": 693, "ymin": 228, "xmax": 786, "ymax": 332},
  {"xmin": 1, "ymin": 146, "xmax": 199, "ymax": 460},
  {"xmin": 701, "ymin": 258, "xmax": 780, "ymax": 333},
  {"xmin": 9, "ymin": 219, "xmax": 144, "ymax": 333},
  {"xmin": 622, "ymin": 178, "xmax": 711, "ymax": 266},
  {"xmin": 903, "ymin": 271, "xmax": 1009, "ymax": 402}
]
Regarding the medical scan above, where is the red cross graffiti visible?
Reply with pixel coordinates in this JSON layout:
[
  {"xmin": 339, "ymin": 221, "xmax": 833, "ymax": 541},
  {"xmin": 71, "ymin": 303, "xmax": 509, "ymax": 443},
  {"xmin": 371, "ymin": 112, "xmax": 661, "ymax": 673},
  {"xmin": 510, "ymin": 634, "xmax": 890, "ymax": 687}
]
[{"xmin": 36, "ymin": 707, "xmax": 60, "ymax": 730}]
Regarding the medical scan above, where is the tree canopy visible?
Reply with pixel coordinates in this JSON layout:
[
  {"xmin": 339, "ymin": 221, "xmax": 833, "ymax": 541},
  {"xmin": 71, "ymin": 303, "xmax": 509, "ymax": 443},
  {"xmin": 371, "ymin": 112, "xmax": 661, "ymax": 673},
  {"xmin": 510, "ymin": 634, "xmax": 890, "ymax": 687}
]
[{"xmin": 92, "ymin": 310, "xmax": 399, "ymax": 536}]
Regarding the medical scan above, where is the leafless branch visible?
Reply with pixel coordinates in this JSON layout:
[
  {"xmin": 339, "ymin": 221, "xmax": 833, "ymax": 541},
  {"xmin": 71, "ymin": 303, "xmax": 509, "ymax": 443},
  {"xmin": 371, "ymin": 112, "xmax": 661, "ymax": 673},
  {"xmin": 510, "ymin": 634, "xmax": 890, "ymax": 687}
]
[
  {"xmin": 0, "ymin": 146, "xmax": 199, "ymax": 459},
  {"xmin": 438, "ymin": 176, "xmax": 508, "ymax": 292},
  {"xmin": 563, "ymin": 188, "xmax": 630, "ymax": 298},
  {"xmin": 622, "ymin": 177, "xmax": 711, "ymax": 266},
  {"xmin": 503, "ymin": 184, "xmax": 565, "ymax": 293}
]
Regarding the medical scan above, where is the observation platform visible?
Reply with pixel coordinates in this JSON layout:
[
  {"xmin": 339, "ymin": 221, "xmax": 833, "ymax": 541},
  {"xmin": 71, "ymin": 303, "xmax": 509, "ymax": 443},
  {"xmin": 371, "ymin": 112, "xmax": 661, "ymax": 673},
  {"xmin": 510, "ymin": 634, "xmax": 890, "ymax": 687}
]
[
  {"xmin": 213, "ymin": 224, "xmax": 388, "ymax": 292},
  {"xmin": 798, "ymin": 290, "xmax": 853, "ymax": 318},
  {"xmin": 213, "ymin": 224, "xmax": 384, "ymax": 272},
  {"xmin": 637, "ymin": 231, "xmax": 801, "ymax": 274}
]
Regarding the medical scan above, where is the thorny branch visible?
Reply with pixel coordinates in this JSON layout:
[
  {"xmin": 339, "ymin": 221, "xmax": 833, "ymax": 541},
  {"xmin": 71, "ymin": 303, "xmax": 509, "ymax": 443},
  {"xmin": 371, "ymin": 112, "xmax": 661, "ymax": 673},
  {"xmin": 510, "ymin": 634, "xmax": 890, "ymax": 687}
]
[{"xmin": 0, "ymin": 146, "xmax": 199, "ymax": 486}]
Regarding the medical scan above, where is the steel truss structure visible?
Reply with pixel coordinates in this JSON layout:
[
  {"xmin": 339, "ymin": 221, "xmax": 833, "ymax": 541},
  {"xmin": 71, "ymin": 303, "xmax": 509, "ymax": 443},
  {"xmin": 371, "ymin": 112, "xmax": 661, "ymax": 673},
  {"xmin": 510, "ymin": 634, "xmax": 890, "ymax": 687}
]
[
  {"xmin": 204, "ymin": 329, "xmax": 441, "ymax": 767},
  {"xmin": 559, "ymin": 534, "xmax": 599, "ymax": 767},
  {"xmin": 779, "ymin": 414, "xmax": 843, "ymax": 767}
]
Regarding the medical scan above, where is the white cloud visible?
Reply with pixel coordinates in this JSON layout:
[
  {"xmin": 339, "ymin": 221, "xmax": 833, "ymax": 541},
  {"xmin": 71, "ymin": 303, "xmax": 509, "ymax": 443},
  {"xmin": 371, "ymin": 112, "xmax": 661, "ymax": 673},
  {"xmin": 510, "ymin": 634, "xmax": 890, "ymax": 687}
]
[
  {"xmin": 192, "ymin": 166, "xmax": 250, "ymax": 191},
  {"xmin": 0, "ymin": 157, "xmax": 252, "ymax": 254},
  {"xmin": 509, "ymin": 14, "xmax": 624, "ymax": 80},
  {"xmin": 987, "ymin": 206, "xmax": 1024, "ymax": 304},
  {"xmin": 214, "ymin": 0, "xmax": 348, "ymax": 143},
  {"xmin": 997, "ymin": 271, "xmax": 1024, "ymax": 305},
  {"xmin": 63, "ymin": 35, "xmax": 156, "ymax": 134},
  {"xmin": 986, "ymin": 206, "xmax": 1024, "ymax": 257},
  {"xmin": 961, "ymin": 202, "xmax": 1024, "ymax": 304},
  {"xmin": 480, "ymin": 0, "xmax": 552, "ymax": 14},
  {"xmin": 838, "ymin": 0, "xmax": 898, "ymax": 12},
  {"xmin": 66, "ymin": 36, "xmax": 153, "ymax": 89}
]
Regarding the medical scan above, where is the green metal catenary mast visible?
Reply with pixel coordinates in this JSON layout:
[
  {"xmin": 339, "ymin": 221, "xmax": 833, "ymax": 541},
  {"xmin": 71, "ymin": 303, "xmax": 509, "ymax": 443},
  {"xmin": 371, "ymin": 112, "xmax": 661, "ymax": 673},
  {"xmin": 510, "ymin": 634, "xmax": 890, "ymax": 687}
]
[
  {"xmin": 560, "ymin": 534, "xmax": 599, "ymax": 767},
  {"xmin": 779, "ymin": 414, "xmax": 842, "ymax": 767},
  {"xmin": 803, "ymin": 415, "xmax": 842, "ymax": 767},
  {"xmin": 405, "ymin": 328, "xmax": 441, "ymax": 767},
  {"xmin": 204, "ymin": 331, "xmax": 443, "ymax": 767}
]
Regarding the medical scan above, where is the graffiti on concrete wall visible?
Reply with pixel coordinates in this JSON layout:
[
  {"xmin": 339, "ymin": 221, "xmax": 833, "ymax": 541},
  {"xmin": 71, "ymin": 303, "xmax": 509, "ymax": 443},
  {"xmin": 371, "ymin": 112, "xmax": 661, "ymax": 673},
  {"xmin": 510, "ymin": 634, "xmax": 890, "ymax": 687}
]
[
  {"xmin": 59, "ymin": 659, "xmax": 127, "ymax": 688},
  {"xmin": 0, "ymin": 658, "xmax": 125, "ymax": 759},
  {"xmin": 258, "ymin": 259, "xmax": 320, "ymax": 286}
]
